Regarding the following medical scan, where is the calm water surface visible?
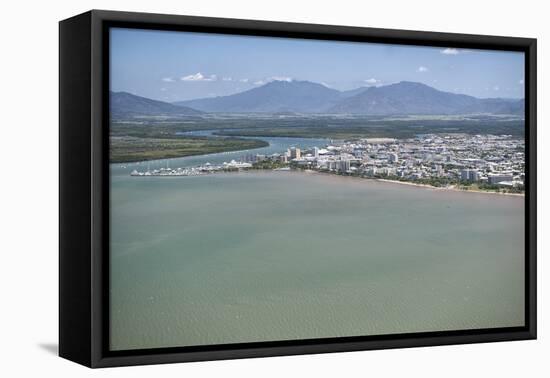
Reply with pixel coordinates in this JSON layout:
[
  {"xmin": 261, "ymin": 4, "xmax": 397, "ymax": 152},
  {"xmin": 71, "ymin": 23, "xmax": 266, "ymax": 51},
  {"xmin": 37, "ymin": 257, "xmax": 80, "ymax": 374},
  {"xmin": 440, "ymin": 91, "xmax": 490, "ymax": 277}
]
[{"xmin": 110, "ymin": 167, "xmax": 524, "ymax": 350}]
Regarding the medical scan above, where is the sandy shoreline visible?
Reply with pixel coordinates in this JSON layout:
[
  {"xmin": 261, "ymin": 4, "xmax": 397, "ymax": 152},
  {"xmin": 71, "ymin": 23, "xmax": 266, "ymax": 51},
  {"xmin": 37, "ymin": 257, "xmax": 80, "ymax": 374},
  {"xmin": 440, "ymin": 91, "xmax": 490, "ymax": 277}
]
[
  {"xmin": 125, "ymin": 165, "xmax": 524, "ymax": 197},
  {"xmin": 374, "ymin": 178, "xmax": 524, "ymax": 197},
  {"xmin": 301, "ymin": 170, "xmax": 525, "ymax": 197}
]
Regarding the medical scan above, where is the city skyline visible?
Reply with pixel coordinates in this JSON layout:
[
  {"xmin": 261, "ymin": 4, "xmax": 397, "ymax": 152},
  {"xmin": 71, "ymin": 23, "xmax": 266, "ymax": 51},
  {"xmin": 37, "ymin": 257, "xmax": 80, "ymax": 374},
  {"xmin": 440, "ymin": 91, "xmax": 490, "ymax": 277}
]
[{"xmin": 110, "ymin": 27, "xmax": 525, "ymax": 102}]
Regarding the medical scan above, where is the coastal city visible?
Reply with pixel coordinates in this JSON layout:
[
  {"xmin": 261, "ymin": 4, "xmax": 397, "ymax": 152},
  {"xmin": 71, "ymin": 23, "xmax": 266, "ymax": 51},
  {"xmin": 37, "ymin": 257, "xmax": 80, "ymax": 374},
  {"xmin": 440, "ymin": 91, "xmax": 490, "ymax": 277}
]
[{"xmin": 130, "ymin": 133, "xmax": 525, "ymax": 193}]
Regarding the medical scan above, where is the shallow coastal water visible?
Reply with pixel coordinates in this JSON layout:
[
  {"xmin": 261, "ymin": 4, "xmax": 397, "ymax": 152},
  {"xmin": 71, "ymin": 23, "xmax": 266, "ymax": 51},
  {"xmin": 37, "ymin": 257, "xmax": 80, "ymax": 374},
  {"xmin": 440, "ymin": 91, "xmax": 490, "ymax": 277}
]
[{"xmin": 109, "ymin": 170, "xmax": 524, "ymax": 351}]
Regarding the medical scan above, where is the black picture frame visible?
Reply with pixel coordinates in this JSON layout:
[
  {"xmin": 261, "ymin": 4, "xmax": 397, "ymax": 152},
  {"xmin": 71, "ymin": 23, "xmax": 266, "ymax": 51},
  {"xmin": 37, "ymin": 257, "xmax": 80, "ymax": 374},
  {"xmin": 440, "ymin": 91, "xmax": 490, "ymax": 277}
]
[{"xmin": 59, "ymin": 9, "xmax": 537, "ymax": 368}]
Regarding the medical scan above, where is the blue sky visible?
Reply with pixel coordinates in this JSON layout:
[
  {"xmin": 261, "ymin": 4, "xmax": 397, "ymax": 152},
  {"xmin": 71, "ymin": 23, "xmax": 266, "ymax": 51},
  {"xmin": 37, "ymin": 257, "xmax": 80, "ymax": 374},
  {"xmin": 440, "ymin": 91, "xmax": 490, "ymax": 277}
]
[{"xmin": 110, "ymin": 27, "xmax": 525, "ymax": 102}]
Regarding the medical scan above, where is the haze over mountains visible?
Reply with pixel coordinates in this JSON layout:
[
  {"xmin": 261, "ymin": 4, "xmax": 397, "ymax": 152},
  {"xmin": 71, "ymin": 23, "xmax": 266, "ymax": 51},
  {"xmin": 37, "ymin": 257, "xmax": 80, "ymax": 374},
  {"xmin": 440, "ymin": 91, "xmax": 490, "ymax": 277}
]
[{"xmin": 111, "ymin": 81, "xmax": 524, "ymax": 117}]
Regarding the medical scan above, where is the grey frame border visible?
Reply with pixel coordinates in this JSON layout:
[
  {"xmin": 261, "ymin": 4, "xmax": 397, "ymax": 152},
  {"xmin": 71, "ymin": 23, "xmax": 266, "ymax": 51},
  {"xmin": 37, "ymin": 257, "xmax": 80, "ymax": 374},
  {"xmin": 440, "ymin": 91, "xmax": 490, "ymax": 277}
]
[{"xmin": 59, "ymin": 9, "xmax": 536, "ymax": 368}]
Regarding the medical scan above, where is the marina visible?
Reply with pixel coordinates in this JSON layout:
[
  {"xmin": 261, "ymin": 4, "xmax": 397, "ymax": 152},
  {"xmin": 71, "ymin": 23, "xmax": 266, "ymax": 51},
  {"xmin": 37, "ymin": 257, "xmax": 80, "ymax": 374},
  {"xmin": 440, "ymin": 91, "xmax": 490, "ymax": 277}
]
[{"xmin": 130, "ymin": 160, "xmax": 253, "ymax": 177}]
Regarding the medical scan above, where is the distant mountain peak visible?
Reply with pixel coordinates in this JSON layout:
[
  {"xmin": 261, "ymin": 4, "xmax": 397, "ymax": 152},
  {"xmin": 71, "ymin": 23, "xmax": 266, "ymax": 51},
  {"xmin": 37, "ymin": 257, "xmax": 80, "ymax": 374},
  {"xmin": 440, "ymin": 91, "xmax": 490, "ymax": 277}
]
[
  {"xmin": 110, "ymin": 91, "xmax": 202, "ymax": 118},
  {"xmin": 174, "ymin": 79, "xmax": 341, "ymax": 113},
  {"xmin": 328, "ymin": 81, "xmax": 523, "ymax": 115}
]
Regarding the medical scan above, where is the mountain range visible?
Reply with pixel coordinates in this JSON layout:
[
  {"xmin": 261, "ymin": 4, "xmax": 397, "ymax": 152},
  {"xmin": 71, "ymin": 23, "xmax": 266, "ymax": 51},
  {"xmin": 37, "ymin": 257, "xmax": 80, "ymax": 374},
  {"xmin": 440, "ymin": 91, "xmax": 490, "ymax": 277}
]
[
  {"xmin": 174, "ymin": 80, "xmax": 523, "ymax": 115},
  {"xmin": 329, "ymin": 81, "xmax": 524, "ymax": 115},
  {"xmin": 110, "ymin": 91, "xmax": 202, "ymax": 118},
  {"xmin": 111, "ymin": 81, "xmax": 524, "ymax": 117}
]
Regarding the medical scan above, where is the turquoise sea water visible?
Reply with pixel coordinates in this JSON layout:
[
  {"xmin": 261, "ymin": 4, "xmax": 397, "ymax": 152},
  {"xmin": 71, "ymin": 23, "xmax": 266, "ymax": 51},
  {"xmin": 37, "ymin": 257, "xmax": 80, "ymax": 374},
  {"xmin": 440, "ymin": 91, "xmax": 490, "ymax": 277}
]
[{"xmin": 110, "ymin": 166, "xmax": 524, "ymax": 350}]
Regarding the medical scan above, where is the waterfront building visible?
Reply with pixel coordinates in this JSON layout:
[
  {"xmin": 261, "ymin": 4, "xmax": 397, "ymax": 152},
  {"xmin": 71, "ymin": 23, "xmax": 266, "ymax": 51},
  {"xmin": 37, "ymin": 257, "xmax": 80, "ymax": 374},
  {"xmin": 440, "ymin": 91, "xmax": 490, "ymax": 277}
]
[
  {"xmin": 338, "ymin": 159, "xmax": 351, "ymax": 173},
  {"xmin": 290, "ymin": 147, "xmax": 301, "ymax": 159},
  {"xmin": 488, "ymin": 174, "xmax": 514, "ymax": 184},
  {"xmin": 460, "ymin": 169, "xmax": 479, "ymax": 181},
  {"xmin": 434, "ymin": 164, "xmax": 444, "ymax": 177},
  {"xmin": 365, "ymin": 167, "xmax": 377, "ymax": 177}
]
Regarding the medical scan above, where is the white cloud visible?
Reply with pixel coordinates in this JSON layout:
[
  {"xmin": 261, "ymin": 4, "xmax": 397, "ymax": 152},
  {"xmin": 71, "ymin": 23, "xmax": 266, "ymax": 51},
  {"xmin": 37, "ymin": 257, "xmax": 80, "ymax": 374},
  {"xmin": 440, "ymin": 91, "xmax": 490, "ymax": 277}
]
[
  {"xmin": 493, "ymin": 85, "xmax": 500, "ymax": 91},
  {"xmin": 269, "ymin": 76, "xmax": 293, "ymax": 82},
  {"xmin": 181, "ymin": 72, "xmax": 218, "ymax": 81},
  {"xmin": 181, "ymin": 72, "xmax": 204, "ymax": 81},
  {"xmin": 441, "ymin": 48, "xmax": 460, "ymax": 55},
  {"xmin": 161, "ymin": 77, "xmax": 175, "ymax": 82},
  {"xmin": 519, "ymin": 79, "xmax": 525, "ymax": 85},
  {"xmin": 222, "ymin": 77, "xmax": 233, "ymax": 81},
  {"xmin": 251, "ymin": 76, "xmax": 293, "ymax": 85},
  {"xmin": 239, "ymin": 78, "xmax": 249, "ymax": 83},
  {"xmin": 417, "ymin": 66, "xmax": 429, "ymax": 73},
  {"xmin": 364, "ymin": 78, "xmax": 381, "ymax": 85},
  {"xmin": 160, "ymin": 87, "xmax": 168, "ymax": 92}
]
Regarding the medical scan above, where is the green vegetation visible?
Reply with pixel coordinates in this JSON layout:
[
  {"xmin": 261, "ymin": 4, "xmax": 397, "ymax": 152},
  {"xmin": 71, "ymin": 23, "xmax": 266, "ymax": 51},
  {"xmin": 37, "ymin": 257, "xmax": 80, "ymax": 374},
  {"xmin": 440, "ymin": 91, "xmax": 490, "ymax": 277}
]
[
  {"xmin": 110, "ymin": 136, "xmax": 268, "ymax": 163},
  {"xmin": 111, "ymin": 113, "xmax": 524, "ymax": 142},
  {"xmin": 367, "ymin": 175, "xmax": 524, "ymax": 194},
  {"xmin": 110, "ymin": 120, "xmax": 271, "ymax": 163},
  {"xmin": 455, "ymin": 181, "xmax": 524, "ymax": 194},
  {"xmin": 251, "ymin": 160, "xmax": 289, "ymax": 170},
  {"xmin": 214, "ymin": 119, "xmax": 524, "ymax": 139}
]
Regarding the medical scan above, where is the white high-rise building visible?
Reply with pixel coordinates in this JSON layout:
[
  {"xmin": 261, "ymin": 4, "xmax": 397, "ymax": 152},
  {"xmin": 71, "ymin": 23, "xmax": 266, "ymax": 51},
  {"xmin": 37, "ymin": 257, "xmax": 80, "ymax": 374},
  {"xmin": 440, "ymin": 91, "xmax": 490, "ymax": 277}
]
[{"xmin": 290, "ymin": 147, "xmax": 301, "ymax": 159}]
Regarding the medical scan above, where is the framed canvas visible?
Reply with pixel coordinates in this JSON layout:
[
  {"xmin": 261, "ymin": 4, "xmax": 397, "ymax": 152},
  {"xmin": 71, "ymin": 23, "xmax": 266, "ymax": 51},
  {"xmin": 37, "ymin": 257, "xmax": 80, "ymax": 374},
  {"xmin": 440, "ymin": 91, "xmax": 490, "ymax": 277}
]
[{"xmin": 59, "ymin": 10, "xmax": 537, "ymax": 368}]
